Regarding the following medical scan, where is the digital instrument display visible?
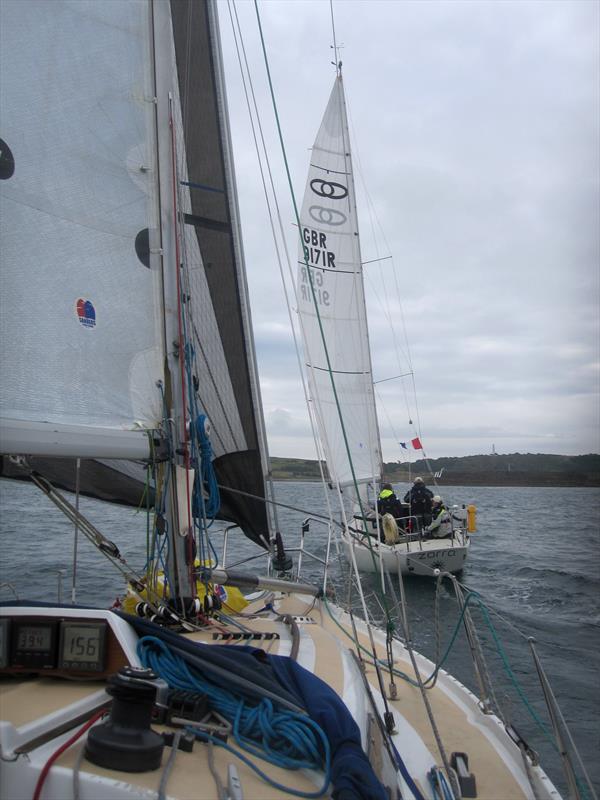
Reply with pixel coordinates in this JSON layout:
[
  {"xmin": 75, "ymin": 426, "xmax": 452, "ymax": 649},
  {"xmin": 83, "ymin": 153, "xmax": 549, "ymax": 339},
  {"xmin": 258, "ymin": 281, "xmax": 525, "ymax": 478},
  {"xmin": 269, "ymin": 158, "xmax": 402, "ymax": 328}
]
[
  {"xmin": 0, "ymin": 618, "xmax": 9, "ymax": 669},
  {"xmin": 58, "ymin": 621, "xmax": 107, "ymax": 672},
  {"xmin": 17, "ymin": 625, "xmax": 52, "ymax": 651},
  {"xmin": 11, "ymin": 620, "xmax": 58, "ymax": 668}
]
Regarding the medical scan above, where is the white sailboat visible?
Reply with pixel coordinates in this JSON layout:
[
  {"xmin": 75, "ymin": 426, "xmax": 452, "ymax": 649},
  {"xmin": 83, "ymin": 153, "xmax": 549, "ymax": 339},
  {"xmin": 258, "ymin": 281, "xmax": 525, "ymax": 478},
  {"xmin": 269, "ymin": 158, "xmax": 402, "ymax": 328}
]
[
  {"xmin": 296, "ymin": 74, "xmax": 470, "ymax": 577},
  {"xmin": 0, "ymin": 2, "xmax": 590, "ymax": 800}
]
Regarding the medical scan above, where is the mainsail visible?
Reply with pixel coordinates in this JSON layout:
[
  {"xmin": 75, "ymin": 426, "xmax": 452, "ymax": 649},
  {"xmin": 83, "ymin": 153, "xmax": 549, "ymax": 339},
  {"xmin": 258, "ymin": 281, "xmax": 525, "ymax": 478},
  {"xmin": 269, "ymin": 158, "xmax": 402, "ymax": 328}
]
[
  {"xmin": 0, "ymin": 0, "xmax": 270, "ymax": 548},
  {"xmin": 0, "ymin": 0, "xmax": 163, "ymax": 459},
  {"xmin": 297, "ymin": 76, "xmax": 381, "ymax": 490}
]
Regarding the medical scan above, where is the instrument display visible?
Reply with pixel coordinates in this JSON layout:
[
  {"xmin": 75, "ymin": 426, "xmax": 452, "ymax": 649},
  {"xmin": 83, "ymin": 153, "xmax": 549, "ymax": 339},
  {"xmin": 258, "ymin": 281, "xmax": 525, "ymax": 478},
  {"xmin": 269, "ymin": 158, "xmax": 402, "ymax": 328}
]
[
  {"xmin": 11, "ymin": 620, "xmax": 58, "ymax": 669},
  {"xmin": 59, "ymin": 621, "xmax": 107, "ymax": 672}
]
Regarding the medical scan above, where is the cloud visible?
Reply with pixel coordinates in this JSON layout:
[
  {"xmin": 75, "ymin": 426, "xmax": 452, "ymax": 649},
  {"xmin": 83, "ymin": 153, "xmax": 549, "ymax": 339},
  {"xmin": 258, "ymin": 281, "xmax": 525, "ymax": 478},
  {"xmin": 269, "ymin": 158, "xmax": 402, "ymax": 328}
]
[{"xmin": 220, "ymin": 0, "xmax": 599, "ymax": 460}]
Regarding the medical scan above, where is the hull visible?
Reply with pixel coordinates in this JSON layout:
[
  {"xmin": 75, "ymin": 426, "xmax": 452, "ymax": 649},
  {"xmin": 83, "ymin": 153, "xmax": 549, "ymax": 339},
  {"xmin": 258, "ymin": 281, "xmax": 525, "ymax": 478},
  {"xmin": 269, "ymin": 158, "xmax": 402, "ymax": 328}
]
[{"xmin": 345, "ymin": 531, "xmax": 470, "ymax": 576}]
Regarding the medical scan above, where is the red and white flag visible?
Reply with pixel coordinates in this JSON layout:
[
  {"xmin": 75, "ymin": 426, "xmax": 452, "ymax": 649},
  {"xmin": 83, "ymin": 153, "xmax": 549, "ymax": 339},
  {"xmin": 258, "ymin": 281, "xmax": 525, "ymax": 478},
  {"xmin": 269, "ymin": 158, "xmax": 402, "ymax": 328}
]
[{"xmin": 411, "ymin": 437, "xmax": 423, "ymax": 450}]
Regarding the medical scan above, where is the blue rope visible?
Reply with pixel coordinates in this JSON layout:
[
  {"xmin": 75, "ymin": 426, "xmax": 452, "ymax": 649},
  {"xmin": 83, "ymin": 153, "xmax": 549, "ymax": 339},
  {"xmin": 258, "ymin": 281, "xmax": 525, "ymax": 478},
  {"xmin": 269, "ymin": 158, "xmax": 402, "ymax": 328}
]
[
  {"xmin": 137, "ymin": 636, "xmax": 331, "ymax": 796},
  {"xmin": 191, "ymin": 414, "xmax": 220, "ymax": 521}
]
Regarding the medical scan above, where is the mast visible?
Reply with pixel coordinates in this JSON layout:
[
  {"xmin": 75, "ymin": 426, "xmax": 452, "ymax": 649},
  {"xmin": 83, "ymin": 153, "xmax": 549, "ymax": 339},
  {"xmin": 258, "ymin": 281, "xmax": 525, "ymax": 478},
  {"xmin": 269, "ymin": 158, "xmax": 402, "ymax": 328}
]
[{"xmin": 151, "ymin": 0, "xmax": 194, "ymax": 598}]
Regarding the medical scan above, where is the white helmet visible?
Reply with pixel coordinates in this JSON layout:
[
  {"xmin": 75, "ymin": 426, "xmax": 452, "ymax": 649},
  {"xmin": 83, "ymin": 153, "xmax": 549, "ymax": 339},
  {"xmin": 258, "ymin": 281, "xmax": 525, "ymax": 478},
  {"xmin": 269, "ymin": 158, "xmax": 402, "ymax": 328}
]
[
  {"xmin": 432, "ymin": 495, "xmax": 442, "ymax": 504},
  {"xmin": 413, "ymin": 476, "xmax": 423, "ymax": 484}
]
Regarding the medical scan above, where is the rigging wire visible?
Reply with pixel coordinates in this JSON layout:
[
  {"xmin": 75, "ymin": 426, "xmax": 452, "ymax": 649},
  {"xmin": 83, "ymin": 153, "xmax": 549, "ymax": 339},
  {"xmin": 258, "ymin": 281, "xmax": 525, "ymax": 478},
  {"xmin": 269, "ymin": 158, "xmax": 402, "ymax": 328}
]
[
  {"xmin": 251, "ymin": 0, "xmax": 409, "ymax": 728},
  {"xmin": 226, "ymin": 0, "xmax": 340, "ymax": 585},
  {"xmin": 346, "ymin": 106, "xmax": 436, "ymax": 470}
]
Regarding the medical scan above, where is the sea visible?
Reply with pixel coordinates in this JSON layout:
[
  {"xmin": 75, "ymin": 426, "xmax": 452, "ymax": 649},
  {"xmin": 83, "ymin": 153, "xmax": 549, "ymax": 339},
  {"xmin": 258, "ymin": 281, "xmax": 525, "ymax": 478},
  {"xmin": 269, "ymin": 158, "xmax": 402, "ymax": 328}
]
[{"xmin": 1, "ymin": 479, "xmax": 599, "ymax": 797}]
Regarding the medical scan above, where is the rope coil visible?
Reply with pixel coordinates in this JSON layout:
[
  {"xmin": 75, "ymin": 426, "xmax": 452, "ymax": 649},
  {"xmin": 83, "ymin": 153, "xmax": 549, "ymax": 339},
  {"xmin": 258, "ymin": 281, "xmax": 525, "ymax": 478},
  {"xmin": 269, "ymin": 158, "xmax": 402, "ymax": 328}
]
[{"xmin": 137, "ymin": 636, "xmax": 331, "ymax": 797}]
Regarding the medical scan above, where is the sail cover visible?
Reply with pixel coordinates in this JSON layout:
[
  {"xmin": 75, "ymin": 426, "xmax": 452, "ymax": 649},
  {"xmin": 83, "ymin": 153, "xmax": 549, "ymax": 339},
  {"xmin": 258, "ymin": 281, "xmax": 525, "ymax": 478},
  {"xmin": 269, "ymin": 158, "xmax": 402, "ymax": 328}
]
[
  {"xmin": 0, "ymin": 0, "xmax": 163, "ymax": 458},
  {"xmin": 297, "ymin": 77, "xmax": 381, "ymax": 488}
]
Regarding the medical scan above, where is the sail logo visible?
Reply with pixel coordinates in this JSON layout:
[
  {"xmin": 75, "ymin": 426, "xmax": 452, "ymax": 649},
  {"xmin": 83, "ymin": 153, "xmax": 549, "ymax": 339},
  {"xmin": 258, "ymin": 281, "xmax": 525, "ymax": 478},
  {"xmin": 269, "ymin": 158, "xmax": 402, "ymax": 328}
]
[
  {"xmin": 76, "ymin": 298, "xmax": 96, "ymax": 328},
  {"xmin": 310, "ymin": 178, "xmax": 348, "ymax": 200}
]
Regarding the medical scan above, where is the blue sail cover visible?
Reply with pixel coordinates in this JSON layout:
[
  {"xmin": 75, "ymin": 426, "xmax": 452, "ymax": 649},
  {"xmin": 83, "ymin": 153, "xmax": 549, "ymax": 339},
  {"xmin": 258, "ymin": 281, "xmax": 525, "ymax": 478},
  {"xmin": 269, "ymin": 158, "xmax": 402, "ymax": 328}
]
[{"xmin": 270, "ymin": 654, "xmax": 388, "ymax": 800}]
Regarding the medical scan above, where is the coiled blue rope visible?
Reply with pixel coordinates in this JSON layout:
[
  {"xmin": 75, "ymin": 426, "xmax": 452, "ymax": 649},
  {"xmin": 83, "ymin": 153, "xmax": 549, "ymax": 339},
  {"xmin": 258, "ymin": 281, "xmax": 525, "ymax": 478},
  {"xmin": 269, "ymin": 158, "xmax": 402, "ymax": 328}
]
[{"xmin": 137, "ymin": 636, "xmax": 331, "ymax": 797}]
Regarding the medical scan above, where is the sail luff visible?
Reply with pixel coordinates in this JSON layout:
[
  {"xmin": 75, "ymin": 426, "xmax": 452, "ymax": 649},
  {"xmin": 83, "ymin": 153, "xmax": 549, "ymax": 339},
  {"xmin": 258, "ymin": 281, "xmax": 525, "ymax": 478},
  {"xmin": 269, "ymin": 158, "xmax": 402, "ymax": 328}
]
[{"xmin": 337, "ymin": 76, "xmax": 383, "ymax": 484}]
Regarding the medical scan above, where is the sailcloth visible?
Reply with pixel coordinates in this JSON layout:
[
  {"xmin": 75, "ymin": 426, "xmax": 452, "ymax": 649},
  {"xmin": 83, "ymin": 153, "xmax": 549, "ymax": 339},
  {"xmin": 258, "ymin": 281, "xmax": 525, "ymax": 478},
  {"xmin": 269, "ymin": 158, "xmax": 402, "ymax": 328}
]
[
  {"xmin": 0, "ymin": 1, "xmax": 163, "ymax": 458},
  {"xmin": 297, "ymin": 77, "xmax": 381, "ymax": 488},
  {"xmin": 0, "ymin": 0, "xmax": 270, "ymax": 548}
]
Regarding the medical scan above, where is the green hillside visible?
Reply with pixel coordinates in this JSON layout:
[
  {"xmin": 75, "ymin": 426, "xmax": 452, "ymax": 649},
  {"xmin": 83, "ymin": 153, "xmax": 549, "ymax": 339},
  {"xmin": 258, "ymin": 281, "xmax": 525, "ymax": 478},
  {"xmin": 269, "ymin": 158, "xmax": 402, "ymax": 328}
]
[{"xmin": 270, "ymin": 453, "xmax": 600, "ymax": 486}]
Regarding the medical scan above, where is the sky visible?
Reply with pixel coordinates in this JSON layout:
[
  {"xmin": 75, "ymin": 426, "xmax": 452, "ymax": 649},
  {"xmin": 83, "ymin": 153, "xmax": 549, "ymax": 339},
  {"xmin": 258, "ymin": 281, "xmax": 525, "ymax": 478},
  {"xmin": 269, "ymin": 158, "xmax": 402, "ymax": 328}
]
[{"xmin": 217, "ymin": 0, "xmax": 599, "ymax": 462}]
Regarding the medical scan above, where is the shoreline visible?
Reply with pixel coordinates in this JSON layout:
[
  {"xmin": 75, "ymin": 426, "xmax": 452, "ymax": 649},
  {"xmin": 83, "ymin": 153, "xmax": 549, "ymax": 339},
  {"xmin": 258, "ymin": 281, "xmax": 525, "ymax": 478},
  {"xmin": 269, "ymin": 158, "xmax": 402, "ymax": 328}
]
[{"xmin": 271, "ymin": 474, "xmax": 600, "ymax": 488}]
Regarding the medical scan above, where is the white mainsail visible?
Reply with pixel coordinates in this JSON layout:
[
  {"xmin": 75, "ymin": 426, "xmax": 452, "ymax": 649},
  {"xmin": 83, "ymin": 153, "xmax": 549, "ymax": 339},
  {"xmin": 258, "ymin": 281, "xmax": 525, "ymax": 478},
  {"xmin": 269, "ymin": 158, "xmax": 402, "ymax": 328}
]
[
  {"xmin": 297, "ymin": 76, "xmax": 381, "ymax": 489},
  {"xmin": 0, "ymin": 1, "xmax": 163, "ymax": 457}
]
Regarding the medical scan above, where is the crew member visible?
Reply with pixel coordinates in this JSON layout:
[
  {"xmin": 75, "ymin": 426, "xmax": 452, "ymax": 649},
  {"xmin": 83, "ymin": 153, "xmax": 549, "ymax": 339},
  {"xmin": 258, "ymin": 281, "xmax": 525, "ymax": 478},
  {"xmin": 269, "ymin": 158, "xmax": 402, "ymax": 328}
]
[
  {"xmin": 403, "ymin": 477, "xmax": 434, "ymax": 529},
  {"xmin": 426, "ymin": 495, "xmax": 452, "ymax": 538},
  {"xmin": 377, "ymin": 483, "xmax": 403, "ymax": 519}
]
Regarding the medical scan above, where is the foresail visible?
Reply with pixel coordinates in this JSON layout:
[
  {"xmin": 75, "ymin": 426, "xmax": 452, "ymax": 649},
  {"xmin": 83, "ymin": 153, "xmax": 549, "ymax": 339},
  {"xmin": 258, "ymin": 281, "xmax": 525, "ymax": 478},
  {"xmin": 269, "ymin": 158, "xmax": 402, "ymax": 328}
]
[
  {"xmin": 0, "ymin": 0, "xmax": 163, "ymax": 459},
  {"xmin": 297, "ymin": 77, "xmax": 381, "ymax": 489}
]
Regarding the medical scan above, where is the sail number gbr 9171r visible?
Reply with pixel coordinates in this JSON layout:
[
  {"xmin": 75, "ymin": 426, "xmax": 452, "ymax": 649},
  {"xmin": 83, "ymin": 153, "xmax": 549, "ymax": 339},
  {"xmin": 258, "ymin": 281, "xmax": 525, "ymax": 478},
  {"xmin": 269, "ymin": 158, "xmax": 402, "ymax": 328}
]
[{"xmin": 299, "ymin": 178, "xmax": 349, "ymax": 307}]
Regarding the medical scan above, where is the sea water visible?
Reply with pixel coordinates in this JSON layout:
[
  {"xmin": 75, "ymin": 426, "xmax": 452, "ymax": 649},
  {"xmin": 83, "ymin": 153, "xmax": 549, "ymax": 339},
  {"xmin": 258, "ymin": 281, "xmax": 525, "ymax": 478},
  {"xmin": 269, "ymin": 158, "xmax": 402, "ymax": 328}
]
[{"xmin": 1, "ymin": 479, "xmax": 599, "ymax": 796}]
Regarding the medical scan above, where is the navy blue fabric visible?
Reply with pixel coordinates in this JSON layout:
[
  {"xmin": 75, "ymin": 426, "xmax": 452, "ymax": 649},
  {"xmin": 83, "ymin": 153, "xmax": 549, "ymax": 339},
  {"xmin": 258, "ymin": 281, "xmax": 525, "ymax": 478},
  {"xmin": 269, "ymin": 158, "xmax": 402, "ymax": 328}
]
[{"xmin": 269, "ymin": 653, "xmax": 388, "ymax": 800}]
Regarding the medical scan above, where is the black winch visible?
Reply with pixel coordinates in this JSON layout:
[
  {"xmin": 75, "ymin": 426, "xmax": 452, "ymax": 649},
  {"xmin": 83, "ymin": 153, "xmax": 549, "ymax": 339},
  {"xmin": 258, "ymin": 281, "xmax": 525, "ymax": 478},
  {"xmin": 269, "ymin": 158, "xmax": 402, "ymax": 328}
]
[{"xmin": 85, "ymin": 666, "xmax": 164, "ymax": 772}]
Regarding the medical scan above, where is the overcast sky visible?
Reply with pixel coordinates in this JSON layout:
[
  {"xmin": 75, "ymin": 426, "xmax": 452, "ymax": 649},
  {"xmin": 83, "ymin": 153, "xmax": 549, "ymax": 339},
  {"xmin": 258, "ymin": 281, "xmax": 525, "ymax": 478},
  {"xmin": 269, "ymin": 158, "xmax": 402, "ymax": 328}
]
[{"xmin": 217, "ymin": 0, "xmax": 599, "ymax": 462}]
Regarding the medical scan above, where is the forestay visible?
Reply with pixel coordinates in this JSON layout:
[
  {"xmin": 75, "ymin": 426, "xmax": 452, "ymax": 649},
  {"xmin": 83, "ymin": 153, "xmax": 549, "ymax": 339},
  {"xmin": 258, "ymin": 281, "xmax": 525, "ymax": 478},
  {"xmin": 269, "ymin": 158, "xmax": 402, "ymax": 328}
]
[{"xmin": 297, "ymin": 76, "xmax": 381, "ymax": 489}]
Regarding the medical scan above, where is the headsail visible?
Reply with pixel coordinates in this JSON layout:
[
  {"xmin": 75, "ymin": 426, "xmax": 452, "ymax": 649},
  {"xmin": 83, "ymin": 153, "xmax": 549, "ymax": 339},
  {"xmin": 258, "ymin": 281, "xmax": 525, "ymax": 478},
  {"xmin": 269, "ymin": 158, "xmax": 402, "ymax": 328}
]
[{"xmin": 297, "ymin": 76, "xmax": 381, "ymax": 490}]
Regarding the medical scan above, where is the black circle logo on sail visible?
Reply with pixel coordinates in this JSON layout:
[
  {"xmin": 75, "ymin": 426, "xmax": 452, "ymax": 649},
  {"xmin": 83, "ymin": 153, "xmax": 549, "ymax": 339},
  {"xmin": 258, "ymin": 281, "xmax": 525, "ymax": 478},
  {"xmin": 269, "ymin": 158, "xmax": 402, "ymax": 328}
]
[
  {"xmin": 135, "ymin": 228, "xmax": 151, "ymax": 268},
  {"xmin": 0, "ymin": 138, "xmax": 15, "ymax": 180},
  {"xmin": 310, "ymin": 179, "xmax": 348, "ymax": 200}
]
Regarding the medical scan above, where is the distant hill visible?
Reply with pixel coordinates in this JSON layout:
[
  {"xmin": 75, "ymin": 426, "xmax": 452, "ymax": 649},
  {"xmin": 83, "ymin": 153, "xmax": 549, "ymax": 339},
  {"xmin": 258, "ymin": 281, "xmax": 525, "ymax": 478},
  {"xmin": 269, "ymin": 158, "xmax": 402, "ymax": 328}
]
[{"xmin": 270, "ymin": 453, "xmax": 600, "ymax": 486}]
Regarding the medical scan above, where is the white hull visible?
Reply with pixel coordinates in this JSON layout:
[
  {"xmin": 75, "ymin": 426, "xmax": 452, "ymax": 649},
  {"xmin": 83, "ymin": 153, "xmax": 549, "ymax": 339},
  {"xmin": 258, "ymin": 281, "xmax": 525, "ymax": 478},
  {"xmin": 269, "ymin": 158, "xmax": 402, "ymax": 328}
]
[{"xmin": 344, "ymin": 530, "xmax": 470, "ymax": 577}]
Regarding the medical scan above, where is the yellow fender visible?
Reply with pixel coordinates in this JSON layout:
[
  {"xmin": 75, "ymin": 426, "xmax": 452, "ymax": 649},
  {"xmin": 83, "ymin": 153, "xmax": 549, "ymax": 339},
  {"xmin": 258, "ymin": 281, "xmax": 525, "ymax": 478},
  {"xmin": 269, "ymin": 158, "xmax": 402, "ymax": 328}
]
[{"xmin": 467, "ymin": 504, "xmax": 477, "ymax": 533}]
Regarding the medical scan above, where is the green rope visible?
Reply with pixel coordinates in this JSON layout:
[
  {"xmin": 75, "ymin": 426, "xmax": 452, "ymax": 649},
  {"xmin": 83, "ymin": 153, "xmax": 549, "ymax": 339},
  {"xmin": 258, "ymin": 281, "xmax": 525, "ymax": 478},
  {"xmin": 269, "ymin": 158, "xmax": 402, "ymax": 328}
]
[
  {"xmin": 324, "ymin": 593, "xmax": 559, "ymax": 753},
  {"xmin": 252, "ymin": 0, "xmax": 394, "ymax": 615}
]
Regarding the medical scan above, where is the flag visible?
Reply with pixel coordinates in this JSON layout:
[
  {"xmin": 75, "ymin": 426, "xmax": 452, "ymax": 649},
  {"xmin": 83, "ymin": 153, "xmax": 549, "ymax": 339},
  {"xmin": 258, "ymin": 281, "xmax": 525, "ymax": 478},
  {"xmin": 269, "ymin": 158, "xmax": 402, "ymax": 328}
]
[
  {"xmin": 411, "ymin": 437, "xmax": 423, "ymax": 450},
  {"xmin": 399, "ymin": 442, "xmax": 407, "ymax": 449}
]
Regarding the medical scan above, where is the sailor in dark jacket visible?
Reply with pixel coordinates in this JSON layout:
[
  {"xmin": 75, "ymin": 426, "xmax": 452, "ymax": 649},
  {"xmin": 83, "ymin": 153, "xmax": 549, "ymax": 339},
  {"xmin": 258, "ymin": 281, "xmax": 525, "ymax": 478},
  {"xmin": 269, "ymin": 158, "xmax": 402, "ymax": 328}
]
[
  {"xmin": 403, "ymin": 477, "xmax": 434, "ymax": 529},
  {"xmin": 377, "ymin": 483, "xmax": 404, "ymax": 519}
]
